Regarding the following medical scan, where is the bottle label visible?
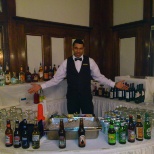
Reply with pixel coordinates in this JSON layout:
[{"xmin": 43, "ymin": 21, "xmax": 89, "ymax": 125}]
[
  {"xmin": 110, "ymin": 92, "xmax": 113, "ymax": 98},
  {"xmin": 145, "ymin": 127, "xmax": 151, "ymax": 137},
  {"xmin": 59, "ymin": 136, "xmax": 66, "ymax": 147},
  {"xmin": 128, "ymin": 129, "xmax": 135, "ymax": 141},
  {"xmin": 22, "ymin": 137, "xmax": 28, "ymax": 146},
  {"xmin": 39, "ymin": 72, "xmax": 43, "ymax": 78},
  {"xmin": 14, "ymin": 136, "xmax": 20, "ymax": 145},
  {"xmin": 0, "ymin": 74, "xmax": 4, "ymax": 80},
  {"xmin": 108, "ymin": 133, "xmax": 116, "ymax": 144},
  {"xmin": 44, "ymin": 73, "xmax": 49, "ymax": 79},
  {"xmin": 119, "ymin": 131, "xmax": 126, "ymax": 142},
  {"xmin": 118, "ymin": 91, "xmax": 122, "ymax": 97},
  {"xmin": 33, "ymin": 75, "xmax": 38, "ymax": 81},
  {"xmin": 126, "ymin": 92, "xmax": 130, "ymax": 99},
  {"xmin": 32, "ymin": 135, "xmax": 40, "ymax": 141},
  {"xmin": 20, "ymin": 75, "xmax": 25, "ymax": 82},
  {"xmin": 26, "ymin": 75, "xmax": 31, "ymax": 82},
  {"xmin": 136, "ymin": 127, "xmax": 143, "ymax": 139},
  {"xmin": 79, "ymin": 135, "xmax": 86, "ymax": 146},
  {"xmin": 135, "ymin": 92, "xmax": 140, "ymax": 98},
  {"xmin": 5, "ymin": 74, "xmax": 11, "ymax": 83},
  {"xmin": 5, "ymin": 134, "xmax": 13, "ymax": 145},
  {"xmin": 98, "ymin": 89, "xmax": 102, "ymax": 96}
]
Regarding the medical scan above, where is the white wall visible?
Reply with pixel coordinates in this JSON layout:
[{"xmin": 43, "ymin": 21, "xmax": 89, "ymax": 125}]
[
  {"xmin": 15, "ymin": 0, "xmax": 89, "ymax": 26},
  {"xmin": 113, "ymin": 0, "xmax": 143, "ymax": 76}
]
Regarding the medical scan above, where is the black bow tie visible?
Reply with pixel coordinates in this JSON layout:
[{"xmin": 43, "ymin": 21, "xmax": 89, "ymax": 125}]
[{"xmin": 75, "ymin": 58, "xmax": 82, "ymax": 61}]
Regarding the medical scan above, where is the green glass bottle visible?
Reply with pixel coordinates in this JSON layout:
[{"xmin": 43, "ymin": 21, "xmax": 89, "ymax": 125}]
[
  {"xmin": 144, "ymin": 113, "xmax": 151, "ymax": 139},
  {"xmin": 119, "ymin": 122, "xmax": 126, "ymax": 144},
  {"xmin": 32, "ymin": 120, "xmax": 40, "ymax": 149},
  {"xmin": 108, "ymin": 120, "xmax": 116, "ymax": 145}
]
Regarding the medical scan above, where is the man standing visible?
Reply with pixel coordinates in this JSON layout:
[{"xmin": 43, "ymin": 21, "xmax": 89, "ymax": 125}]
[{"xmin": 28, "ymin": 39, "xmax": 128, "ymax": 114}]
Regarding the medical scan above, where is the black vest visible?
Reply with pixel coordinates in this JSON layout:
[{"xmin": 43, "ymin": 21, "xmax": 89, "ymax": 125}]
[{"xmin": 66, "ymin": 55, "xmax": 91, "ymax": 99}]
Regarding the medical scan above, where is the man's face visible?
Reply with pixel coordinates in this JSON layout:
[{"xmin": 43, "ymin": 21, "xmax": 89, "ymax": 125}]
[{"xmin": 72, "ymin": 43, "xmax": 84, "ymax": 58}]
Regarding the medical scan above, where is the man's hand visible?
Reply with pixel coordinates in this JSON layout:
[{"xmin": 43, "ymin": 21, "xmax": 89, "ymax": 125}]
[
  {"xmin": 28, "ymin": 83, "xmax": 42, "ymax": 94},
  {"xmin": 115, "ymin": 80, "xmax": 129, "ymax": 90}
]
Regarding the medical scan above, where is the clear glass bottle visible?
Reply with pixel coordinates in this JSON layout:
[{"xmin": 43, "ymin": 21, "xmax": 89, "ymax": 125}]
[
  {"xmin": 38, "ymin": 62, "xmax": 43, "ymax": 81},
  {"xmin": 11, "ymin": 72, "xmax": 18, "ymax": 84},
  {"xmin": 5, "ymin": 63, "xmax": 11, "ymax": 85}
]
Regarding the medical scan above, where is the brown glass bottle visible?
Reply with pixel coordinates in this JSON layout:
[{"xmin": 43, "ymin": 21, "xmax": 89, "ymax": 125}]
[
  {"xmin": 78, "ymin": 118, "xmax": 86, "ymax": 147},
  {"xmin": 14, "ymin": 120, "xmax": 21, "ymax": 148},
  {"xmin": 128, "ymin": 115, "xmax": 135, "ymax": 143},
  {"xmin": 5, "ymin": 120, "xmax": 13, "ymax": 147},
  {"xmin": 38, "ymin": 62, "xmax": 43, "ymax": 81},
  {"xmin": 19, "ymin": 65, "xmax": 25, "ymax": 83},
  {"xmin": 43, "ymin": 65, "xmax": 49, "ymax": 81},
  {"xmin": 58, "ymin": 119, "xmax": 66, "ymax": 148},
  {"xmin": 48, "ymin": 65, "xmax": 53, "ymax": 79},
  {"xmin": 32, "ymin": 68, "xmax": 39, "ymax": 82},
  {"xmin": 136, "ymin": 114, "xmax": 143, "ymax": 141}
]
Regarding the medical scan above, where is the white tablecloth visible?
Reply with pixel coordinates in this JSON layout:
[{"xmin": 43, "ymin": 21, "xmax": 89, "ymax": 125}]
[{"xmin": 0, "ymin": 130, "xmax": 154, "ymax": 154}]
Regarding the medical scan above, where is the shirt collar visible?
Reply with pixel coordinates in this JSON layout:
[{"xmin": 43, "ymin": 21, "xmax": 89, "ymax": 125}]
[{"xmin": 73, "ymin": 55, "xmax": 83, "ymax": 61}]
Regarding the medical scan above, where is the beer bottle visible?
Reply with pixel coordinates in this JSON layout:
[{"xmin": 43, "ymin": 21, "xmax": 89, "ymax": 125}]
[
  {"xmin": 144, "ymin": 112, "xmax": 151, "ymax": 139},
  {"xmin": 13, "ymin": 120, "xmax": 21, "ymax": 148},
  {"xmin": 32, "ymin": 120, "xmax": 40, "ymax": 149},
  {"xmin": 43, "ymin": 65, "xmax": 49, "ymax": 81},
  {"xmin": 136, "ymin": 114, "xmax": 143, "ymax": 141},
  {"xmin": 58, "ymin": 119, "xmax": 66, "ymax": 148},
  {"xmin": 21, "ymin": 119, "xmax": 29, "ymax": 149},
  {"xmin": 108, "ymin": 120, "xmax": 116, "ymax": 145},
  {"xmin": 19, "ymin": 65, "xmax": 25, "ymax": 83},
  {"xmin": 5, "ymin": 120, "xmax": 13, "ymax": 147},
  {"xmin": 128, "ymin": 115, "xmax": 135, "ymax": 142},
  {"xmin": 48, "ymin": 65, "xmax": 53, "ymax": 79},
  {"xmin": 78, "ymin": 118, "xmax": 86, "ymax": 147},
  {"xmin": 119, "ymin": 122, "xmax": 126, "ymax": 144}
]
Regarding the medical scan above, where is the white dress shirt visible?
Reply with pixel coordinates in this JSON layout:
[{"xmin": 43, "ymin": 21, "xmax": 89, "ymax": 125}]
[{"xmin": 41, "ymin": 55, "xmax": 115, "ymax": 89}]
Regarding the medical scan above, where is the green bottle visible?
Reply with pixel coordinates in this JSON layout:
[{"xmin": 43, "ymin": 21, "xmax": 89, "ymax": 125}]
[
  {"xmin": 144, "ymin": 113, "xmax": 151, "ymax": 139},
  {"xmin": 108, "ymin": 120, "xmax": 116, "ymax": 145},
  {"xmin": 32, "ymin": 120, "xmax": 40, "ymax": 149},
  {"xmin": 119, "ymin": 122, "xmax": 126, "ymax": 144}
]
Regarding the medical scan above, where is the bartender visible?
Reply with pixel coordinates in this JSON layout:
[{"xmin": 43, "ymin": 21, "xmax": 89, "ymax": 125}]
[{"xmin": 28, "ymin": 39, "xmax": 128, "ymax": 114}]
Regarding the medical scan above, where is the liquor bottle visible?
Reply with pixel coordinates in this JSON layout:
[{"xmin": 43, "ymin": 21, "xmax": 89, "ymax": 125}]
[
  {"xmin": 0, "ymin": 65, "xmax": 5, "ymax": 86},
  {"xmin": 38, "ymin": 62, "xmax": 43, "ymax": 81},
  {"xmin": 127, "ymin": 115, "xmax": 135, "ymax": 142},
  {"xmin": 34, "ymin": 92, "xmax": 39, "ymax": 104},
  {"xmin": 25, "ymin": 66, "xmax": 32, "ymax": 83},
  {"xmin": 92, "ymin": 83, "xmax": 98, "ymax": 96},
  {"xmin": 108, "ymin": 120, "xmax": 116, "ymax": 145},
  {"xmin": 48, "ymin": 65, "xmax": 53, "ymax": 79},
  {"xmin": 43, "ymin": 65, "xmax": 49, "ymax": 81},
  {"xmin": 98, "ymin": 85, "xmax": 103, "ymax": 97},
  {"xmin": 32, "ymin": 120, "xmax": 40, "ymax": 149},
  {"xmin": 125, "ymin": 84, "xmax": 130, "ymax": 102},
  {"xmin": 5, "ymin": 119, "xmax": 13, "ymax": 147},
  {"xmin": 11, "ymin": 72, "xmax": 18, "ymax": 84},
  {"xmin": 32, "ymin": 68, "xmax": 39, "ymax": 82},
  {"xmin": 105, "ymin": 88, "xmax": 110, "ymax": 98},
  {"xmin": 136, "ymin": 114, "xmax": 143, "ymax": 141},
  {"xmin": 144, "ymin": 112, "xmax": 151, "ymax": 139},
  {"xmin": 110, "ymin": 87, "xmax": 114, "ymax": 99},
  {"xmin": 140, "ymin": 84, "xmax": 145, "ymax": 102},
  {"xmin": 118, "ymin": 88, "xmax": 123, "ymax": 100},
  {"xmin": 5, "ymin": 63, "xmax": 11, "ymax": 85},
  {"xmin": 19, "ymin": 65, "xmax": 25, "ymax": 83},
  {"xmin": 13, "ymin": 120, "xmax": 21, "ymax": 148},
  {"xmin": 119, "ymin": 122, "xmax": 126, "ymax": 144},
  {"xmin": 58, "ymin": 119, "xmax": 66, "ymax": 148},
  {"xmin": 135, "ymin": 85, "xmax": 141, "ymax": 103},
  {"xmin": 21, "ymin": 119, "xmax": 29, "ymax": 149},
  {"xmin": 131, "ymin": 83, "xmax": 135, "ymax": 101},
  {"xmin": 78, "ymin": 118, "xmax": 86, "ymax": 147},
  {"xmin": 53, "ymin": 64, "xmax": 57, "ymax": 75}
]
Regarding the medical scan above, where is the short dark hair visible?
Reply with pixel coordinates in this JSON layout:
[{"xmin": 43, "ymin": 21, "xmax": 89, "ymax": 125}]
[{"xmin": 72, "ymin": 39, "xmax": 84, "ymax": 46}]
